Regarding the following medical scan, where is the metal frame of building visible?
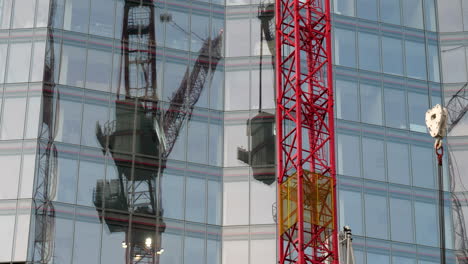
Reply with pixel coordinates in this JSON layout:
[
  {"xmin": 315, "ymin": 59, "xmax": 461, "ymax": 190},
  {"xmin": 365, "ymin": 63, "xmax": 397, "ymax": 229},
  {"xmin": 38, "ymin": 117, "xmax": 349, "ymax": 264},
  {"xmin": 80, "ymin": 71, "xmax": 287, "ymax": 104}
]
[{"xmin": 275, "ymin": 0, "xmax": 338, "ymax": 263}]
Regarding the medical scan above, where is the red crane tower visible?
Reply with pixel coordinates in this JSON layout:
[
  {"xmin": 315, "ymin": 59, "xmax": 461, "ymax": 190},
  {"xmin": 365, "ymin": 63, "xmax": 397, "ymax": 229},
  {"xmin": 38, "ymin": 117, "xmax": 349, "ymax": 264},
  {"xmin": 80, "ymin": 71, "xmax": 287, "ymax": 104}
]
[{"xmin": 275, "ymin": 0, "xmax": 338, "ymax": 263}]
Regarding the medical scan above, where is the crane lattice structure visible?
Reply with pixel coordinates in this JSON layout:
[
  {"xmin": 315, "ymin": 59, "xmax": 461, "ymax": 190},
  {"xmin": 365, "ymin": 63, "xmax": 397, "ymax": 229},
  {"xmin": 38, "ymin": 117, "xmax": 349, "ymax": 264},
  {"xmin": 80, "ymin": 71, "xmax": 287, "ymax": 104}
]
[{"xmin": 275, "ymin": 0, "xmax": 338, "ymax": 263}]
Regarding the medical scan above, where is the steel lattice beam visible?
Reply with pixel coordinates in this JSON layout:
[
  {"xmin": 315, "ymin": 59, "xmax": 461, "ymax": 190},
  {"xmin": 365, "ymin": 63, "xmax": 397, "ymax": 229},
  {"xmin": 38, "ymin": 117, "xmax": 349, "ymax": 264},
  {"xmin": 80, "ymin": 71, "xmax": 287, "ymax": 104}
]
[{"xmin": 276, "ymin": 0, "xmax": 338, "ymax": 263}]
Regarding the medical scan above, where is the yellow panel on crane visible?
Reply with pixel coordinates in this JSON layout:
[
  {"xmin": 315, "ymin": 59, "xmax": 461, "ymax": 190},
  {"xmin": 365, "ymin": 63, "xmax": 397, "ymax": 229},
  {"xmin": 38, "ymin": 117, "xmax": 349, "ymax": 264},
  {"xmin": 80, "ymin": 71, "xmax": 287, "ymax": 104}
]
[{"xmin": 279, "ymin": 170, "xmax": 335, "ymax": 235}]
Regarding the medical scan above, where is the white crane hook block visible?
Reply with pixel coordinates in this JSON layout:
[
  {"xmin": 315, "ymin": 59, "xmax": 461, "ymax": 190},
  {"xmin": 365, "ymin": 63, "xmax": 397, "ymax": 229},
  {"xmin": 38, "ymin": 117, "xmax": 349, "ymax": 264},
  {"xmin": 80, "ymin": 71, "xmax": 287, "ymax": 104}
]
[{"xmin": 425, "ymin": 104, "xmax": 448, "ymax": 139}]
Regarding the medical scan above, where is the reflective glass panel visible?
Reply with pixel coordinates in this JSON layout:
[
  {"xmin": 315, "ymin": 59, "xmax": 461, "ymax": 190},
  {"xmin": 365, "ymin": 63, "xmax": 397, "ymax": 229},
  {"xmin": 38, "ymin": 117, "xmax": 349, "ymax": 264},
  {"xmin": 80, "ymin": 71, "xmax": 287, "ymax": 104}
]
[
  {"xmin": 185, "ymin": 175, "xmax": 206, "ymax": 222},
  {"xmin": 365, "ymin": 191, "xmax": 388, "ymax": 239},
  {"xmin": 339, "ymin": 188, "xmax": 363, "ymax": 235},
  {"xmin": 415, "ymin": 200, "xmax": 438, "ymax": 246},
  {"xmin": 403, "ymin": 0, "xmax": 423, "ymax": 29},
  {"xmin": 387, "ymin": 142, "xmax": 410, "ymax": 185},
  {"xmin": 390, "ymin": 197, "xmax": 414, "ymax": 243},
  {"xmin": 337, "ymin": 133, "xmax": 361, "ymax": 177},
  {"xmin": 31, "ymin": 41, "xmax": 46, "ymax": 82},
  {"xmin": 411, "ymin": 145, "xmax": 434, "ymax": 188},
  {"xmin": 0, "ymin": 152, "xmax": 20, "ymax": 199},
  {"xmin": 63, "ymin": 0, "xmax": 90, "ymax": 33},
  {"xmin": 0, "ymin": 0, "xmax": 12, "ymax": 29},
  {"xmin": 384, "ymin": 87, "xmax": 407, "ymax": 129},
  {"xmin": 1, "ymin": 96, "xmax": 26, "ymax": 139},
  {"xmin": 356, "ymin": 0, "xmax": 377, "ymax": 20},
  {"xmin": 12, "ymin": 0, "xmax": 35, "ymax": 28},
  {"xmin": 405, "ymin": 39, "xmax": 427, "ymax": 80},
  {"xmin": 59, "ymin": 41, "xmax": 87, "ymax": 87},
  {"xmin": 0, "ymin": 213, "xmax": 15, "ymax": 261},
  {"xmin": 380, "ymin": 0, "xmax": 400, "ymax": 25},
  {"xmin": 72, "ymin": 209, "xmax": 101, "ymax": 264},
  {"xmin": 161, "ymin": 164, "xmax": 185, "ymax": 220},
  {"xmin": 360, "ymin": 81, "xmax": 383, "ymax": 125},
  {"xmin": 335, "ymin": 78, "xmax": 359, "ymax": 121},
  {"xmin": 382, "ymin": 36, "xmax": 403, "ymax": 76},
  {"xmin": 408, "ymin": 91, "xmax": 428, "ymax": 132},
  {"xmin": 86, "ymin": 42, "xmax": 113, "ymax": 92},
  {"xmin": 362, "ymin": 137, "xmax": 385, "ymax": 181},
  {"xmin": 89, "ymin": 0, "xmax": 114, "ymax": 37},
  {"xmin": 334, "ymin": 27, "xmax": 356, "ymax": 68},
  {"xmin": 7, "ymin": 41, "xmax": 32, "ymax": 83},
  {"xmin": 358, "ymin": 31, "xmax": 380, "ymax": 72},
  {"xmin": 77, "ymin": 152, "xmax": 106, "ymax": 207},
  {"xmin": 334, "ymin": 0, "xmax": 354, "ymax": 16}
]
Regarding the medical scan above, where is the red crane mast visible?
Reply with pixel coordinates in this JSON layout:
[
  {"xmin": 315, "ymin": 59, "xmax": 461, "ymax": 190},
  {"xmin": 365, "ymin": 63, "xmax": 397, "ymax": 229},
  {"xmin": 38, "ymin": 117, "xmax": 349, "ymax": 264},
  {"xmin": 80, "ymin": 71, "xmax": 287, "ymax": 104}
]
[{"xmin": 275, "ymin": 0, "xmax": 338, "ymax": 263}]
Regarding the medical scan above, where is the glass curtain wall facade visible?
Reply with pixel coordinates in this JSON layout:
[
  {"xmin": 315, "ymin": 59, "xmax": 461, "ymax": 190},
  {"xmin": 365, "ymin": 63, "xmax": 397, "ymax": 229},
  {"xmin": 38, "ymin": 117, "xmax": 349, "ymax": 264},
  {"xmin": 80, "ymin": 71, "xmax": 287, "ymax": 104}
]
[
  {"xmin": 0, "ymin": 0, "xmax": 460, "ymax": 264},
  {"xmin": 437, "ymin": 0, "xmax": 468, "ymax": 263}
]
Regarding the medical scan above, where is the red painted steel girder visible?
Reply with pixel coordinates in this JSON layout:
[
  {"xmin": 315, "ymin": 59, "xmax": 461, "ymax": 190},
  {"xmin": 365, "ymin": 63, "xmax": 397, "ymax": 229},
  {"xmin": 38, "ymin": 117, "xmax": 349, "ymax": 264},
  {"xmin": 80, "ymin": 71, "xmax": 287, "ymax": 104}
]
[{"xmin": 275, "ymin": 0, "xmax": 338, "ymax": 263}]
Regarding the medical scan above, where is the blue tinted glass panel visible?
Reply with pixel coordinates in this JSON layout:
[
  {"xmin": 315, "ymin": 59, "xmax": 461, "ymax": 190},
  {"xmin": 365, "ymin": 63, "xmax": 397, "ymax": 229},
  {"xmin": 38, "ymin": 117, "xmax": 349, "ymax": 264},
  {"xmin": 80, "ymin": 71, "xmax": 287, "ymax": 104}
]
[
  {"xmin": 356, "ymin": 0, "xmax": 377, "ymax": 20},
  {"xmin": 337, "ymin": 133, "xmax": 361, "ymax": 177},
  {"xmin": 387, "ymin": 142, "xmax": 410, "ymax": 185},
  {"xmin": 365, "ymin": 192, "xmax": 388, "ymax": 239},
  {"xmin": 390, "ymin": 197, "xmax": 414, "ymax": 243},
  {"xmin": 382, "ymin": 36, "xmax": 403, "ymax": 76},
  {"xmin": 358, "ymin": 32, "xmax": 380, "ymax": 72},
  {"xmin": 360, "ymin": 82, "xmax": 383, "ymax": 125},
  {"xmin": 335, "ymin": 78, "xmax": 359, "ymax": 121},
  {"xmin": 161, "ymin": 166, "xmax": 185, "ymax": 220},
  {"xmin": 403, "ymin": 0, "xmax": 423, "ymax": 29},
  {"xmin": 86, "ymin": 43, "xmax": 113, "ymax": 92},
  {"xmin": 424, "ymin": 0, "xmax": 437, "ymax": 31},
  {"xmin": 334, "ymin": 28, "xmax": 356, "ymax": 68},
  {"xmin": 362, "ymin": 137, "xmax": 385, "ymax": 181},
  {"xmin": 384, "ymin": 88, "xmax": 407, "ymax": 129},
  {"xmin": 415, "ymin": 200, "xmax": 438, "ymax": 247},
  {"xmin": 77, "ymin": 155, "xmax": 106, "ymax": 207},
  {"xmin": 59, "ymin": 42, "xmax": 87, "ymax": 87},
  {"xmin": 411, "ymin": 145, "xmax": 434, "ymax": 188},
  {"xmin": 63, "ymin": 0, "xmax": 90, "ymax": 33},
  {"xmin": 334, "ymin": 0, "xmax": 354, "ymax": 16},
  {"xmin": 380, "ymin": 0, "xmax": 401, "ymax": 25},
  {"xmin": 339, "ymin": 189, "xmax": 363, "ymax": 235},
  {"xmin": 408, "ymin": 91, "xmax": 428, "ymax": 132},
  {"xmin": 89, "ymin": 0, "xmax": 114, "ymax": 37},
  {"xmin": 427, "ymin": 42, "xmax": 440, "ymax": 82},
  {"xmin": 185, "ymin": 176, "xmax": 206, "ymax": 222},
  {"xmin": 405, "ymin": 40, "xmax": 427, "ymax": 80},
  {"xmin": 72, "ymin": 210, "xmax": 101, "ymax": 264}
]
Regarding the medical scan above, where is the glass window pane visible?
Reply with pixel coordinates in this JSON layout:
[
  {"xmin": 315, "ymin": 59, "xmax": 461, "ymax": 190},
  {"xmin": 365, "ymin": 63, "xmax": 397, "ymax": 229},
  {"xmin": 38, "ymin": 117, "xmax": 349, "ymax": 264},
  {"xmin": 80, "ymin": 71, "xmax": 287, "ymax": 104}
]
[
  {"xmin": 0, "ymin": 153, "xmax": 20, "ymax": 199},
  {"xmin": 187, "ymin": 111, "xmax": 208, "ymax": 164},
  {"xmin": 89, "ymin": 0, "xmax": 114, "ymax": 37},
  {"xmin": 165, "ymin": 9, "xmax": 189, "ymax": 51},
  {"xmin": 223, "ymin": 178, "xmax": 249, "ymax": 225},
  {"xmin": 55, "ymin": 147, "xmax": 79, "ymax": 203},
  {"xmin": 13, "ymin": 201, "xmax": 31, "ymax": 261},
  {"xmin": 415, "ymin": 200, "xmax": 438, "ymax": 246},
  {"xmin": 191, "ymin": 12, "xmax": 210, "ymax": 52},
  {"xmin": 0, "ymin": 0, "xmax": 12, "ymax": 29},
  {"xmin": 362, "ymin": 137, "xmax": 385, "ymax": 181},
  {"xmin": 59, "ymin": 42, "xmax": 87, "ymax": 87},
  {"xmin": 365, "ymin": 192, "xmax": 388, "ymax": 239},
  {"xmin": 0, "ymin": 214, "xmax": 15, "ymax": 261},
  {"xmin": 337, "ymin": 133, "xmax": 361, "ymax": 177},
  {"xmin": 53, "ymin": 89, "xmax": 83, "ymax": 145},
  {"xmin": 1, "ymin": 97, "xmax": 26, "ymax": 139},
  {"xmin": 226, "ymin": 17, "xmax": 249, "ymax": 57},
  {"xmin": 334, "ymin": 0, "xmax": 354, "ymax": 16},
  {"xmin": 163, "ymin": 56, "xmax": 188, "ymax": 103},
  {"xmin": 12, "ymin": 0, "xmax": 35, "ymax": 28},
  {"xmin": 35, "ymin": 0, "xmax": 50, "ymax": 27},
  {"xmin": 427, "ymin": 42, "xmax": 439, "ymax": 82},
  {"xmin": 250, "ymin": 176, "xmax": 275, "ymax": 224},
  {"xmin": 356, "ymin": 0, "xmax": 377, "ymax": 20},
  {"xmin": 339, "ymin": 189, "xmax": 363, "ymax": 236},
  {"xmin": 20, "ymin": 152, "xmax": 36, "ymax": 198},
  {"xmin": 250, "ymin": 239, "xmax": 276, "ymax": 264},
  {"xmin": 387, "ymin": 142, "xmax": 410, "ymax": 185},
  {"xmin": 382, "ymin": 36, "xmax": 403, "ymax": 76},
  {"xmin": 209, "ymin": 114, "xmax": 223, "ymax": 166},
  {"xmin": 358, "ymin": 32, "xmax": 380, "ymax": 71},
  {"xmin": 225, "ymin": 68, "xmax": 249, "ymax": 111},
  {"xmin": 437, "ymin": 0, "xmax": 463, "ymax": 32},
  {"xmin": 411, "ymin": 145, "xmax": 434, "ymax": 189},
  {"xmin": 222, "ymin": 240, "xmax": 249, "ymax": 264},
  {"xmin": 336, "ymin": 78, "xmax": 359, "ymax": 121},
  {"xmin": 63, "ymin": 0, "xmax": 90, "ymax": 33},
  {"xmin": 224, "ymin": 114, "xmax": 248, "ymax": 167},
  {"xmin": 77, "ymin": 155, "xmax": 105, "ymax": 207},
  {"xmin": 160, "ymin": 221, "xmax": 183, "ymax": 264},
  {"xmin": 25, "ymin": 95, "xmax": 41, "ymax": 139},
  {"xmin": 31, "ymin": 41, "xmax": 46, "ymax": 82},
  {"xmin": 405, "ymin": 39, "xmax": 427, "ymax": 80},
  {"xmin": 334, "ymin": 27, "xmax": 356, "ymax": 68},
  {"xmin": 208, "ymin": 177, "xmax": 222, "ymax": 225},
  {"xmin": 360, "ymin": 82, "xmax": 382, "ymax": 125},
  {"xmin": 408, "ymin": 91, "xmax": 428, "ymax": 132},
  {"xmin": 185, "ymin": 175, "xmax": 206, "ymax": 222},
  {"xmin": 86, "ymin": 43, "xmax": 113, "ymax": 92},
  {"xmin": 81, "ymin": 92, "xmax": 108, "ymax": 148},
  {"xmin": 161, "ymin": 164, "xmax": 185, "ymax": 220},
  {"xmin": 380, "ymin": 0, "xmax": 400, "ymax": 24},
  {"xmin": 0, "ymin": 43, "xmax": 8, "ymax": 83},
  {"xmin": 184, "ymin": 228, "xmax": 205, "ymax": 264},
  {"xmin": 390, "ymin": 197, "xmax": 414, "ymax": 243},
  {"xmin": 367, "ymin": 251, "xmax": 390, "ymax": 264},
  {"xmin": 72, "ymin": 210, "xmax": 101, "ymax": 264},
  {"xmin": 441, "ymin": 45, "xmax": 467, "ymax": 83},
  {"xmin": 424, "ymin": 0, "xmax": 437, "ymax": 31},
  {"xmin": 7, "ymin": 41, "xmax": 32, "ymax": 83},
  {"xmin": 384, "ymin": 87, "xmax": 407, "ymax": 129},
  {"xmin": 403, "ymin": 0, "xmax": 423, "ymax": 29}
]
